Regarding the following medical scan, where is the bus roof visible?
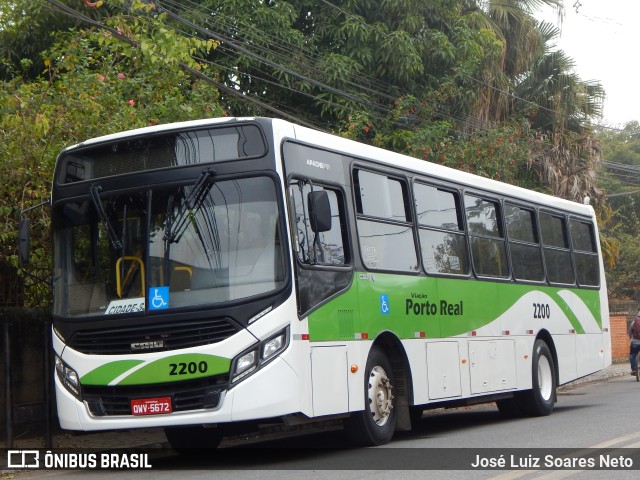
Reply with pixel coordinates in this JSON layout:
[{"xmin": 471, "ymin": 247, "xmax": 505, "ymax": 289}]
[
  {"xmin": 59, "ymin": 116, "xmax": 594, "ymax": 218},
  {"xmin": 287, "ymin": 120, "xmax": 595, "ymax": 218},
  {"xmin": 60, "ymin": 117, "xmax": 248, "ymax": 152}
]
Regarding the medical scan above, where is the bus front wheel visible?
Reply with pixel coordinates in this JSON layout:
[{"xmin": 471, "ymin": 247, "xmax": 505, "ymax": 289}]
[
  {"xmin": 519, "ymin": 339, "xmax": 556, "ymax": 416},
  {"xmin": 343, "ymin": 346, "xmax": 397, "ymax": 446}
]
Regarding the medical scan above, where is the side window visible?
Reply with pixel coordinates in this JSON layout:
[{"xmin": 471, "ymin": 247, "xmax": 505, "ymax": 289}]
[
  {"xmin": 290, "ymin": 180, "xmax": 348, "ymax": 266},
  {"xmin": 354, "ymin": 169, "xmax": 418, "ymax": 272},
  {"xmin": 464, "ymin": 194, "xmax": 509, "ymax": 278},
  {"xmin": 414, "ymin": 183, "xmax": 469, "ymax": 275},
  {"xmin": 540, "ymin": 212, "xmax": 575, "ymax": 284},
  {"xmin": 356, "ymin": 170, "xmax": 410, "ymax": 221},
  {"xmin": 570, "ymin": 219, "xmax": 599, "ymax": 286},
  {"xmin": 505, "ymin": 204, "xmax": 544, "ymax": 282}
]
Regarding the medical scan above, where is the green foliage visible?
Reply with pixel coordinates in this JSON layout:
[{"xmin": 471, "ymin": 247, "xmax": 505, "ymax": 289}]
[
  {"xmin": 0, "ymin": 11, "xmax": 224, "ymax": 306},
  {"xmin": 599, "ymin": 121, "xmax": 640, "ymax": 166},
  {"xmin": 341, "ymin": 95, "xmax": 546, "ymax": 190},
  {"xmin": 605, "ymin": 228, "xmax": 640, "ymax": 301},
  {"xmin": 594, "ymin": 122, "xmax": 640, "ymax": 300},
  {"xmin": 434, "ymin": 123, "xmax": 543, "ymax": 186},
  {"xmin": 0, "ymin": 0, "xmax": 81, "ymax": 80}
]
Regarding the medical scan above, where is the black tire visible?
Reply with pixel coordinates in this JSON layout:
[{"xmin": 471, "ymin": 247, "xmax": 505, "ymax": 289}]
[
  {"xmin": 343, "ymin": 346, "xmax": 397, "ymax": 446},
  {"xmin": 518, "ymin": 339, "xmax": 556, "ymax": 416},
  {"xmin": 164, "ymin": 425, "xmax": 222, "ymax": 454}
]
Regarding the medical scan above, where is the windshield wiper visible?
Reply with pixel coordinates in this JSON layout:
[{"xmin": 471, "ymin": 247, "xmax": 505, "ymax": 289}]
[
  {"xmin": 164, "ymin": 168, "xmax": 215, "ymax": 244},
  {"xmin": 90, "ymin": 184, "xmax": 122, "ymax": 249}
]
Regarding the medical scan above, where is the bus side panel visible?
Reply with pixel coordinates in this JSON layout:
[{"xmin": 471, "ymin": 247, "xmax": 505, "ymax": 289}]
[
  {"xmin": 426, "ymin": 341, "xmax": 463, "ymax": 399},
  {"xmin": 551, "ymin": 333, "xmax": 576, "ymax": 385},
  {"xmin": 402, "ymin": 339, "xmax": 429, "ymax": 405},
  {"xmin": 467, "ymin": 339, "xmax": 517, "ymax": 394},
  {"xmin": 310, "ymin": 346, "xmax": 349, "ymax": 416},
  {"xmin": 563, "ymin": 290, "xmax": 607, "ymax": 378},
  {"xmin": 575, "ymin": 334, "xmax": 606, "ymax": 378},
  {"xmin": 230, "ymin": 357, "xmax": 301, "ymax": 422}
]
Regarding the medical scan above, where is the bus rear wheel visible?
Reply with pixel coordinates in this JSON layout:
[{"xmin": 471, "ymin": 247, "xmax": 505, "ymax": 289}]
[
  {"xmin": 164, "ymin": 425, "xmax": 222, "ymax": 454},
  {"xmin": 519, "ymin": 339, "xmax": 556, "ymax": 416},
  {"xmin": 344, "ymin": 346, "xmax": 397, "ymax": 446}
]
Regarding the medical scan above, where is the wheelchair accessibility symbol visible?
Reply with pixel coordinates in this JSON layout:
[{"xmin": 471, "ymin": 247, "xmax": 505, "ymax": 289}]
[
  {"xmin": 149, "ymin": 286, "xmax": 169, "ymax": 310},
  {"xmin": 380, "ymin": 294, "xmax": 390, "ymax": 315}
]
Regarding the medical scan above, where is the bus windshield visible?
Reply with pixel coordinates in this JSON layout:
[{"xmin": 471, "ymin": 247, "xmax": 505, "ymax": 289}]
[{"xmin": 53, "ymin": 175, "xmax": 286, "ymax": 318}]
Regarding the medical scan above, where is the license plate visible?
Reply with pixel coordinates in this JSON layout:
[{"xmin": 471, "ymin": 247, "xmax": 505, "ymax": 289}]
[{"xmin": 131, "ymin": 397, "xmax": 172, "ymax": 416}]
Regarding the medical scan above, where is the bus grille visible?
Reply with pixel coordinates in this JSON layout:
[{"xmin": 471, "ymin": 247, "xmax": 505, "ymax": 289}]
[
  {"xmin": 83, "ymin": 375, "xmax": 228, "ymax": 416},
  {"xmin": 68, "ymin": 318, "xmax": 241, "ymax": 354}
]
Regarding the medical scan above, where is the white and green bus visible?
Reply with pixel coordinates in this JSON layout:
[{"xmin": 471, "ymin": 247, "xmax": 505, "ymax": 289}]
[{"xmin": 46, "ymin": 117, "xmax": 610, "ymax": 449}]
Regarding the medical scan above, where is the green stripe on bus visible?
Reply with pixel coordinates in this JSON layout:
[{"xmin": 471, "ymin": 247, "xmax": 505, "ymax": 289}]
[
  {"xmin": 81, "ymin": 360, "xmax": 145, "ymax": 386},
  {"xmin": 116, "ymin": 354, "xmax": 231, "ymax": 386},
  {"xmin": 80, "ymin": 354, "xmax": 230, "ymax": 386},
  {"xmin": 548, "ymin": 291, "xmax": 584, "ymax": 334},
  {"xmin": 307, "ymin": 273, "xmax": 601, "ymax": 341}
]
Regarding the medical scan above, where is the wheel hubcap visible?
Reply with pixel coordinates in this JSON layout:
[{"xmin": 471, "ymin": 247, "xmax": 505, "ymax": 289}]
[
  {"xmin": 367, "ymin": 365, "xmax": 394, "ymax": 426},
  {"xmin": 537, "ymin": 355, "xmax": 553, "ymax": 401}
]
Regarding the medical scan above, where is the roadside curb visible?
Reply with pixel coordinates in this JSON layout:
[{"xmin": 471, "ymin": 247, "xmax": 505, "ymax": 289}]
[{"xmin": 559, "ymin": 363, "xmax": 629, "ymax": 390}]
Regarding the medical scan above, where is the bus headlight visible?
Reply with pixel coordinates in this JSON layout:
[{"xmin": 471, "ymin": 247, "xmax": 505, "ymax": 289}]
[
  {"xmin": 55, "ymin": 355, "xmax": 80, "ymax": 399},
  {"xmin": 262, "ymin": 332, "xmax": 285, "ymax": 361},
  {"xmin": 230, "ymin": 327, "xmax": 289, "ymax": 385},
  {"xmin": 234, "ymin": 350, "xmax": 258, "ymax": 380}
]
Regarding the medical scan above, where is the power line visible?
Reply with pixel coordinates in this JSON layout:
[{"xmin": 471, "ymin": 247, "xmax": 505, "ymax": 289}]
[
  {"xmin": 154, "ymin": 4, "xmax": 393, "ymax": 115},
  {"xmin": 39, "ymin": 0, "xmax": 620, "ymax": 140},
  {"xmin": 159, "ymin": 0, "xmax": 400, "ymax": 101},
  {"xmin": 40, "ymin": 0, "xmax": 329, "ymax": 131}
]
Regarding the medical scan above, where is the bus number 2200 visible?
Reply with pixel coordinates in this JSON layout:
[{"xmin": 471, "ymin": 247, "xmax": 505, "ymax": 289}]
[
  {"xmin": 533, "ymin": 303, "xmax": 551, "ymax": 319},
  {"xmin": 169, "ymin": 361, "xmax": 208, "ymax": 376}
]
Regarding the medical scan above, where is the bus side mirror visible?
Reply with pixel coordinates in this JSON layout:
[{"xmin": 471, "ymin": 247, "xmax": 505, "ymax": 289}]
[
  {"xmin": 18, "ymin": 218, "xmax": 31, "ymax": 266},
  {"xmin": 308, "ymin": 190, "xmax": 332, "ymax": 233}
]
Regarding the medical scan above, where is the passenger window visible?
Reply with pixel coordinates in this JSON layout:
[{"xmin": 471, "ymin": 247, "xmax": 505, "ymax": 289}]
[
  {"xmin": 464, "ymin": 194, "xmax": 508, "ymax": 278},
  {"xmin": 355, "ymin": 170, "xmax": 411, "ymax": 221},
  {"xmin": 505, "ymin": 204, "xmax": 544, "ymax": 282},
  {"xmin": 354, "ymin": 169, "xmax": 418, "ymax": 272},
  {"xmin": 540, "ymin": 212, "xmax": 575, "ymax": 284},
  {"xmin": 414, "ymin": 183, "xmax": 469, "ymax": 275},
  {"xmin": 570, "ymin": 219, "xmax": 599, "ymax": 286},
  {"xmin": 415, "ymin": 184, "xmax": 463, "ymax": 230}
]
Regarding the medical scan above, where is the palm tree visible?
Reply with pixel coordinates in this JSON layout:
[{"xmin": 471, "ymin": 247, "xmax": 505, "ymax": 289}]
[
  {"xmin": 470, "ymin": 1, "xmax": 605, "ymax": 204},
  {"xmin": 514, "ymin": 24, "xmax": 605, "ymax": 202},
  {"xmin": 470, "ymin": 0, "xmax": 564, "ymax": 123}
]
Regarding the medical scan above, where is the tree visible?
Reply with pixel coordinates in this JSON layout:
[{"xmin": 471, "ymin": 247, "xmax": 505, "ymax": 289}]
[
  {"xmin": 472, "ymin": 0, "xmax": 563, "ymax": 123},
  {"xmin": 0, "ymin": 0, "xmax": 85, "ymax": 80},
  {"xmin": 595, "ymin": 122, "xmax": 640, "ymax": 299},
  {"xmin": 1, "ymin": 3, "xmax": 223, "ymax": 306},
  {"xmin": 599, "ymin": 121, "xmax": 640, "ymax": 166},
  {"xmin": 457, "ymin": 1, "xmax": 606, "ymax": 204}
]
